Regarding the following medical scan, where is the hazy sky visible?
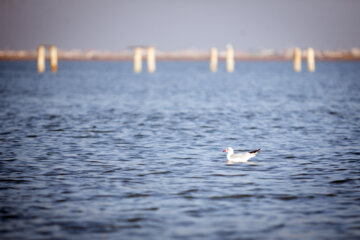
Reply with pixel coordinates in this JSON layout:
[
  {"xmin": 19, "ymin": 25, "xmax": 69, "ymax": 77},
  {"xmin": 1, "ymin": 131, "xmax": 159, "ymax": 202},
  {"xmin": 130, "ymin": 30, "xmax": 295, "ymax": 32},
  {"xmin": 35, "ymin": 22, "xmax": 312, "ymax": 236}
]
[{"xmin": 0, "ymin": 0, "xmax": 359, "ymax": 51}]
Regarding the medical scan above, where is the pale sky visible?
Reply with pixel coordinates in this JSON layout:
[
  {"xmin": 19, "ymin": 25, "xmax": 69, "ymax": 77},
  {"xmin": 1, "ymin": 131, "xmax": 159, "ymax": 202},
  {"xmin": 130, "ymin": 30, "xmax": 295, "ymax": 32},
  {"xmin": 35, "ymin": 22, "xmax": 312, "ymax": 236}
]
[{"xmin": 0, "ymin": 0, "xmax": 359, "ymax": 51}]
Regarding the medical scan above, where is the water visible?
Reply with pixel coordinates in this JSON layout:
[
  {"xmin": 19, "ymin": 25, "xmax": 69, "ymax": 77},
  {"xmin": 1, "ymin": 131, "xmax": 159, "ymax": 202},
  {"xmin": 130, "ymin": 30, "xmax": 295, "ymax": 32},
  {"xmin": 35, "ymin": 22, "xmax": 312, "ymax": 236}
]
[{"xmin": 0, "ymin": 61, "xmax": 360, "ymax": 240}]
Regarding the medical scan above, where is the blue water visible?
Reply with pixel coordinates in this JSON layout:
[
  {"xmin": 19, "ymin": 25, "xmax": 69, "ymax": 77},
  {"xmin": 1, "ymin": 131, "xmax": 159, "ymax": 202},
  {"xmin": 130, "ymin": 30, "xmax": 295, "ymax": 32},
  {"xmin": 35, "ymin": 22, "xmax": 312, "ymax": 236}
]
[{"xmin": 0, "ymin": 61, "xmax": 360, "ymax": 239}]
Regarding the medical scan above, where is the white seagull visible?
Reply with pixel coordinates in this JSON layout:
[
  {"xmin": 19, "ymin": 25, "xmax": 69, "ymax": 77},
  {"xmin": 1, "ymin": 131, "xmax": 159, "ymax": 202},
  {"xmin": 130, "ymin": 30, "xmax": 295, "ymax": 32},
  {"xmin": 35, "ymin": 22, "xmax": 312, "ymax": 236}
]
[{"xmin": 223, "ymin": 147, "xmax": 261, "ymax": 163}]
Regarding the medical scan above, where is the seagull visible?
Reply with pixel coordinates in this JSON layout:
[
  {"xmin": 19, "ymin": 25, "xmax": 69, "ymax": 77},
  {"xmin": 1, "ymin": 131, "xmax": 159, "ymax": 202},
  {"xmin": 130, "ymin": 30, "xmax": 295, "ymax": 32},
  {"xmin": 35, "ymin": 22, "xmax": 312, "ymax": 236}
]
[{"xmin": 223, "ymin": 147, "xmax": 260, "ymax": 163}]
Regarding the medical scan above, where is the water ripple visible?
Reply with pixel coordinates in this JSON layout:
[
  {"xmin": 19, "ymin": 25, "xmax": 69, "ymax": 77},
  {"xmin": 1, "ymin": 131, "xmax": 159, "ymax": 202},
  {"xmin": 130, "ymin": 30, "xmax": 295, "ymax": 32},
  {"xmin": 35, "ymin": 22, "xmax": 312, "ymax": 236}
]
[{"xmin": 0, "ymin": 61, "xmax": 359, "ymax": 240}]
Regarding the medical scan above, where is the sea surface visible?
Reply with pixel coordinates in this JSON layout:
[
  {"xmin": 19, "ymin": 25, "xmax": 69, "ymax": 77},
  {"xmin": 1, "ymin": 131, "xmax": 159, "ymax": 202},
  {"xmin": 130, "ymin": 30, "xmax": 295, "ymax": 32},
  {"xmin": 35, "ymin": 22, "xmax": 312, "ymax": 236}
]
[{"xmin": 0, "ymin": 61, "xmax": 360, "ymax": 240}]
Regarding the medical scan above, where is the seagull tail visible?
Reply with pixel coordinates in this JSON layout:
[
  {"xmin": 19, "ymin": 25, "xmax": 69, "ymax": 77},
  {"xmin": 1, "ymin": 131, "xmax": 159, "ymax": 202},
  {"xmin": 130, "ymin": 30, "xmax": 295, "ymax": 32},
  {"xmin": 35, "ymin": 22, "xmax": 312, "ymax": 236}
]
[{"xmin": 249, "ymin": 149, "xmax": 261, "ymax": 154}]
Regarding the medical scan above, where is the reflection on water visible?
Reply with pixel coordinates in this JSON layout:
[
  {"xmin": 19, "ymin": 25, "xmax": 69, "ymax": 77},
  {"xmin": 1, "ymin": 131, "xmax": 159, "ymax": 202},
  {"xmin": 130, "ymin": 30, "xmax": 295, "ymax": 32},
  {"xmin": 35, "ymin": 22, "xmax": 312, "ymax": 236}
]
[{"xmin": 0, "ymin": 61, "xmax": 360, "ymax": 239}]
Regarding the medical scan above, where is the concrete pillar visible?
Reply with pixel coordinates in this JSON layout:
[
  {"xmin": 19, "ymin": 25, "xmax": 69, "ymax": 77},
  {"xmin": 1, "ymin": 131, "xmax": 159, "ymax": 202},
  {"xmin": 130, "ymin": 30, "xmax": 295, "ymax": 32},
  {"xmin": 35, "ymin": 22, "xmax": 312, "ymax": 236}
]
[
  {"xmin": 37, "ymin": 45, "xmax": 46, "ymax": 73},
  {"xmin": 307, "ymin": 47, "xmax": 315, "ymax": 72},
  {"xmin": 49, "ymin": 45, "xmax": 58, "ymax": 73},
  {"xmin": 210, "ymin": 47, "xmax": 218, "ymax": 72},
  {"xmin": 134, "ymin": 47, "xmax": 142, "ymax": 73},
  {"xmin": 147, "ymin": 46, "xmax": 156, "ymax": 73},
  {"xmin": 294, "ymin": 47, "xmax": 302, "ymax": 72},
  {"xmin": 226, "ymin": 45, "xmax": 234, "ymax": 73}
]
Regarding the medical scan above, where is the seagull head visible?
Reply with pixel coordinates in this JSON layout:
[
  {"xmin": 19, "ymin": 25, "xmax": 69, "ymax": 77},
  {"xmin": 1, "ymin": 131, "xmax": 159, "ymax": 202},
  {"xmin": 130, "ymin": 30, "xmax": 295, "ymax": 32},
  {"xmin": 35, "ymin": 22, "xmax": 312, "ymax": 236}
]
[{"xmin": 223, "ymin": 147, "xmax": 234, "ymax": 154}]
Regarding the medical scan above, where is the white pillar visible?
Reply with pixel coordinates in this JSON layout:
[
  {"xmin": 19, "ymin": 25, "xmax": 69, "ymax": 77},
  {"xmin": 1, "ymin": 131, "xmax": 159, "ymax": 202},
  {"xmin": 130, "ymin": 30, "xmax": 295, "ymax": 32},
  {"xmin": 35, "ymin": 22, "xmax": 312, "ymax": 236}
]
[
  {"xmin": 147, "ymin": 46, "xmax": 156, "ymax": 73},
  {"xmin": 294, "ymin": 47, "xmax": 302, "ymax": 72},
  {"xmin": 49, "ymin": 45, "xmax": 58, "ymax": 73},
  {"xmin": 210, "ymin": 47, "xmax": 218, "ymax": 72},
  {"xmin": 226, "ymin": 45, "xmax": 234, "ymax": 73},
  {"xmin": 307, "ymin": 47, "xmax": 315, "ymax": 72},
  {"xmin": 37, "ymin": 45, "xmax": 46, "ymax": 73},
  {"xmin": 134, "ymin": 47, "xmax": 142, "ymax": 73}
]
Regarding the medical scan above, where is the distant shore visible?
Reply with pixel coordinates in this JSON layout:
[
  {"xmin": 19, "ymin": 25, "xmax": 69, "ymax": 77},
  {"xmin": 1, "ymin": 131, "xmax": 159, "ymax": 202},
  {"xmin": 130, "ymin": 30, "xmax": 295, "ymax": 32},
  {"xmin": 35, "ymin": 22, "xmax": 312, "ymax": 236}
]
[{"xmin": 1, "ymin": 49, "xmax": 360, "ymax": 61}]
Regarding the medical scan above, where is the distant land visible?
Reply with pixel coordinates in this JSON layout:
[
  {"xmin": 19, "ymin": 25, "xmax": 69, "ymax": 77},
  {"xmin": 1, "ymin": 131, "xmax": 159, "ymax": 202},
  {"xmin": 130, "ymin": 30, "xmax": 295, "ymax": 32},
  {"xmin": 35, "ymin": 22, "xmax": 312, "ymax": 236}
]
[{"xmin": 1, "ymin": 48, "xmax": 360, "ymax": 61}]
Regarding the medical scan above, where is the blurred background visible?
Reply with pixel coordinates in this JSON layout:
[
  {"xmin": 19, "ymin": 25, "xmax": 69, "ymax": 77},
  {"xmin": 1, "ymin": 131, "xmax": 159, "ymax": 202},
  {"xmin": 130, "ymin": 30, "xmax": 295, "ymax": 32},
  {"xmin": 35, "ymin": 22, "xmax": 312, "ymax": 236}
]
[{"xmin": 0, "ymin": 0, "xmax": 360, "ymax": 58}]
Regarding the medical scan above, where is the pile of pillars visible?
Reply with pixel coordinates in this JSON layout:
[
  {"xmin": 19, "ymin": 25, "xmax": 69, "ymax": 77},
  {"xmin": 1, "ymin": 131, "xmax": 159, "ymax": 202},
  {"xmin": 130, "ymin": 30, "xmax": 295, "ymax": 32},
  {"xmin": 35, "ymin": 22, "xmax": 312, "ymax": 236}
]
[
  {"xmin": 133, "ymin": 46, "xmax": 156, "ymax": 73},
  {"xmin": 210, "ymin": 45, "xmax": 234, "ymax": 73},
  {"xmin": 38, "ymin": 44, "xmax": 315, "ymax": 74},
  {"xmin": 37, "ymin": 45, "xmax": 58, "ymax": 73},
  {"xmin": 294, "ymin": 47, "xmax": 315, "ymax": 72}
]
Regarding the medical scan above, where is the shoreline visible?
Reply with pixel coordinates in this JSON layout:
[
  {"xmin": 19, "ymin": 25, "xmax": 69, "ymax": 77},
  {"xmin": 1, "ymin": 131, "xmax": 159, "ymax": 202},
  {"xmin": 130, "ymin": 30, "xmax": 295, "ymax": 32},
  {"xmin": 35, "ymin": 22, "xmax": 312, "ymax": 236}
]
[
  {"xmin": 1, "ymin": 56, "xmax": 360, "ymax": 62},
  {"xmin": 1, "ymin": 49, "xmax": 360, "ymax": 62}
]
